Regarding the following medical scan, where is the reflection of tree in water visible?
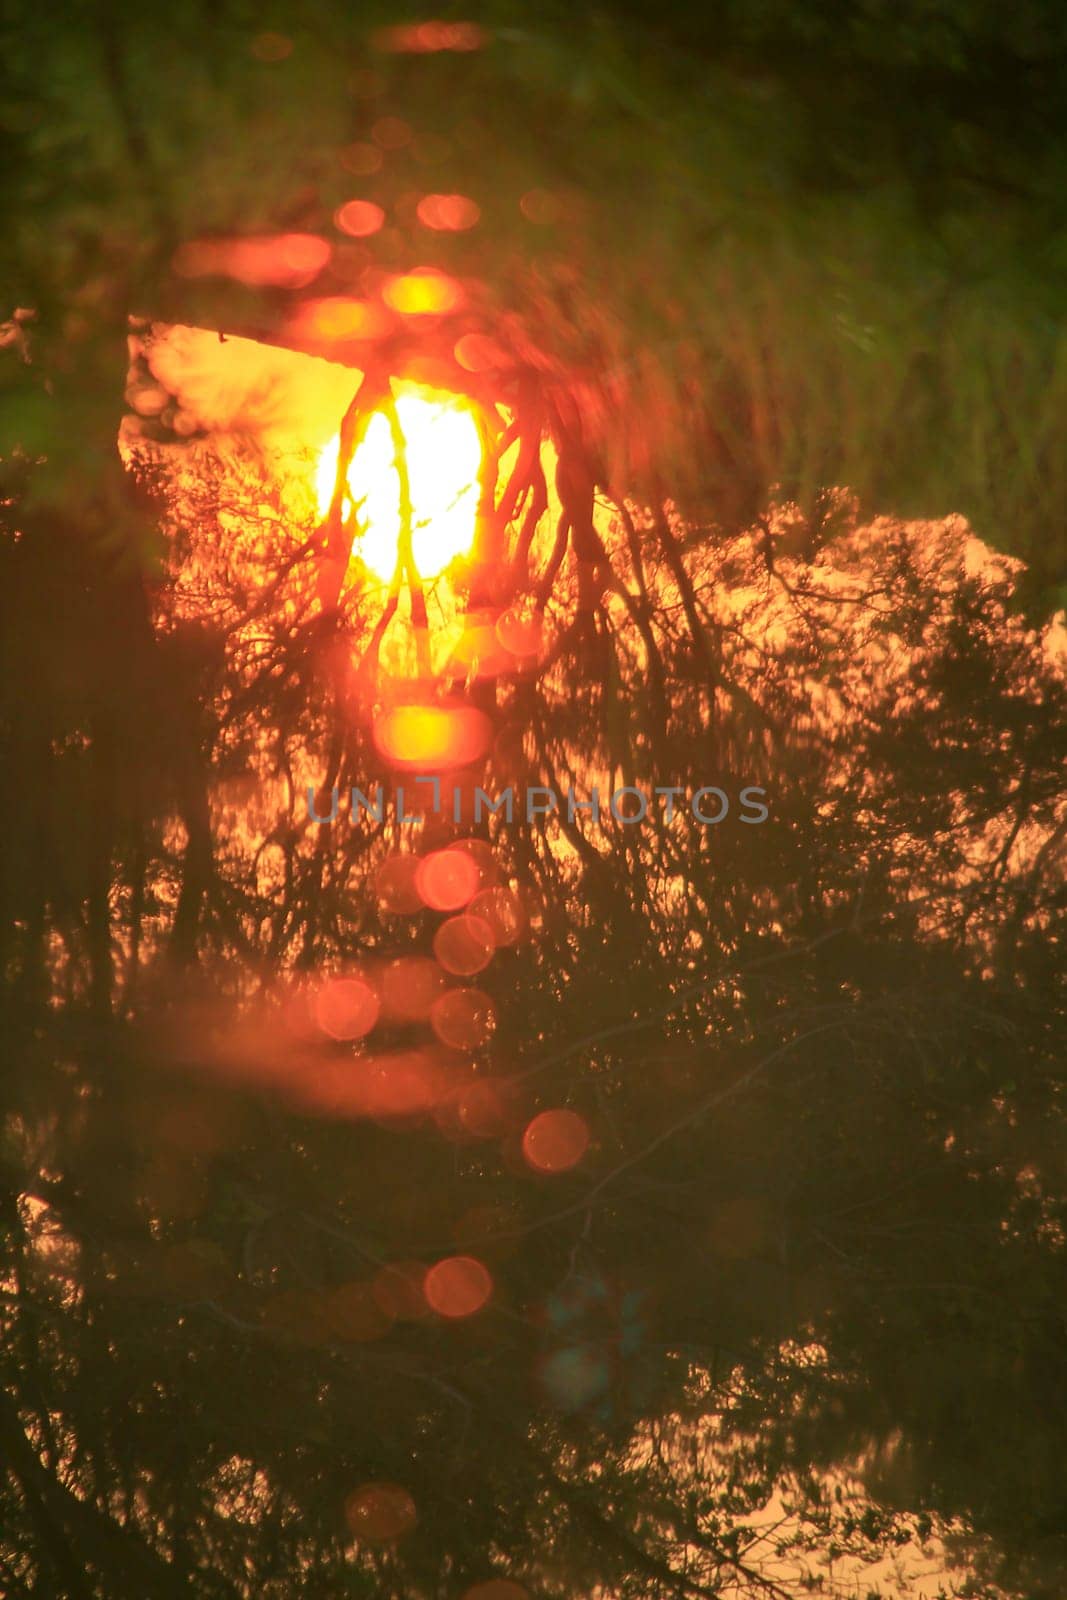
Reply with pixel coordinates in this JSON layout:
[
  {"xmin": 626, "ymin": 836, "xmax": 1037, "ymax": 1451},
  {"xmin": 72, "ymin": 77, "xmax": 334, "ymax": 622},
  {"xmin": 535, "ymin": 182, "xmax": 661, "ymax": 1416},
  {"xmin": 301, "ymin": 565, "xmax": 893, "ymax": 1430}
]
[
  {"xmin": 1, "ymin": 333, "xmax": 1064, "ymax": 1600},
  {"xmin": 3, "ymin": 4, "xmax": 1067, "ymax": 1592}
]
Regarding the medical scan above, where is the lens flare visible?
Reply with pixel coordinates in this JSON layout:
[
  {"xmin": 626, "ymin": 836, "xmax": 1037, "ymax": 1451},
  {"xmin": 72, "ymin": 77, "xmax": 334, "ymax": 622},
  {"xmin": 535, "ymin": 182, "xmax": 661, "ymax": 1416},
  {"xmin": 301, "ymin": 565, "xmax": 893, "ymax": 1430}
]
[
  {"xmin": 315, "ymin": 386, "xmax": 481, "ymax": 580},
  {"xmin": 448, "ymin": 837, "xmax": 498, "ymax": 888},
  {"xmin": 415, "ymin": 848, "xmax": 481, "ymax": 911},
  {"xmin": 343, "ymin": 1483, "xmax": 417, "ymax": 1543},
  {"xmin": 313, "ymin": 976, "xmax": 380, "ymax": 1040},
  {"xmin": 434, "ymin": 913, "xmax": 495, "ymax": 976},
  {"xmin": 376, "ymin": 853, "xmax": 424, "ymax": 914},
  {"xmin": 456, "ymin": 1079, "xmax": 511, "ymax": 1137},
  {"xmin": 416, "ymin": 193, "xmax": 481, "ymax": 231},
  {"xmin": 522, "ymin": 1109, "xmax": 590, "ymax": 1173},
  {"xmin": 334, "ymin": 199, "xmax": 385, "ymax": 237},
  {"xmin": 366, "ymin": 1049, "xmax": 443, "ymax": 1119},
  {"xmin": 469, "ymin": 886, "xmax": 526, "ymax": 946},
  {"xmin": 424, "ymin": 1254, "xmax": 493, "ymax": 1318},
  {"xmin": 382, "ymin": 267, "xmax": 464, "ymax": 315},
  {"xmin": 430, "ymin": 987, "xmax": 496, "ymax": 1049}
]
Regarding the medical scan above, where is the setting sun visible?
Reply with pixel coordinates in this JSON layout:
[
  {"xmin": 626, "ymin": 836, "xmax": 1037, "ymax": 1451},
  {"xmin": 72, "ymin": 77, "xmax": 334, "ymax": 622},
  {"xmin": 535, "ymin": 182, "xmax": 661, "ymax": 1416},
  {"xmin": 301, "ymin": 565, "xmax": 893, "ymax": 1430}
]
[{"xmin": 315, "ymin": 386, "xmax": 482, "ymax": 581}]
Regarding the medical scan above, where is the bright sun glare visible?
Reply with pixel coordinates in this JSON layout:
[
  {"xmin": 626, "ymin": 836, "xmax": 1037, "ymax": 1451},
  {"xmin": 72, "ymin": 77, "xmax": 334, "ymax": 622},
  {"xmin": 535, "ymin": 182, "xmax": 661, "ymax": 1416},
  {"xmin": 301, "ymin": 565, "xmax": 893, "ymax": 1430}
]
[{"xmin": 315, "ymin": 387, "xmax": 483, "ymax": 582}]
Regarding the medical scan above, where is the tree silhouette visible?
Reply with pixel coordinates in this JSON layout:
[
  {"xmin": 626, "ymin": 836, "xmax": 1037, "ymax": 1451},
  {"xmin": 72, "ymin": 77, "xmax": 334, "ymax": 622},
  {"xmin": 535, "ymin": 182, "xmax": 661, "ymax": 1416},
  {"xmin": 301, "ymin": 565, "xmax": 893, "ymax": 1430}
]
[{"xmin": 2, "ymin": 4, "xmax": 1066, "ymax": 1598}]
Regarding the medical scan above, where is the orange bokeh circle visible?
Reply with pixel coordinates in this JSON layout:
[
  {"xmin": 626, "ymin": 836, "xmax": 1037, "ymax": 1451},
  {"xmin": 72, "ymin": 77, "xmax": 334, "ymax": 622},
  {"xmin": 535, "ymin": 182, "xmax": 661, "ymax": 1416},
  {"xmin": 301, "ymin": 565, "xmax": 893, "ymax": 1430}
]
[
  {"xmin": 469, "ymin": 886, "xmax": 526, "ymax": 947},
  {"xmin": 313, "ymin": 977, "xmax": 380, "ymax": 1040},
  {"xmin": 522, "ymin": 1109, "xmax": 590, "ymax": 1173},
  {"xmin": 415, "ymin": 848, "xmax": 481, "ymax": 911},
  {"xmin": 430, "ymin": 987, "xmax": 496, "ymax": 1050},
  {"xmin": 423, "ymin": 1255, "xmax": 493, "ymax": 1318},
  {"xmin": 335, "ymin": 199, "xmax": 385, "ymax": 237},
  {"xmin": 376, "ymin": 853, "xmax": 424, "ymax": 915},
  {"xmin": 416, "ymin": 192, "xmax": 481, "ymax": 231},
  {"xmin": 434, "ymin": 913, "xmax": 495, "ymax": 976},
  {"xmin": 343, "ymin": 1482, "xmax": 417, "ymax": 1543}
]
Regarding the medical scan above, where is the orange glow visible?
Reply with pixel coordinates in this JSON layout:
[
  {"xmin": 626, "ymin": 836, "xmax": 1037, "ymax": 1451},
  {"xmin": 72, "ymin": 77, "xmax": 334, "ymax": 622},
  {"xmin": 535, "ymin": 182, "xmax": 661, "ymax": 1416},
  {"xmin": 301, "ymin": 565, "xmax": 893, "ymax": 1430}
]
[
  {"xmin": 432, "ymin": 1082, "xmax": 475, "ymax": 1142},
  {"xmin": 334, "ymin": 199, "xmax": 385, "ymax": 237},
  {"xmin": 495, "ymin": 607, "xmax": 545, "ymax": 660},
  {"xmin": 454, "ymin": 332, "xmax": 511, "ymax": 373},
  {"xmin": 381, "ymin": 957, "xmax": 446, "ymax": 1022},
  {"xmin": 373, "ymin": 704, "xmax": 493, "ymax": 769},
  {"xmin": 173, "ymin": 233, "xmax": 329, "ymax": 287},
  {"xmin": 382, "ymin": 267, "xmax": 464, "ymax": 316},
  {"xmin": 522, "ymin": 1109, "xmax": 590, "ymax": 1173},
  {"xmin": 416, "ymin": 193, "xmax": 481, "ymax": 231},
  {"xmin": 366, "ymin": 1049, "xmax": 444, "ymax": 1119},
  {"xmin": 415, "ymin": 848, "xmax": 481, "ymax": 911},
  {"xmin": 344, "ymin": 1483, "xmax": 417, "ymax": 1543},
  {"xmin": 448, "ymin": 613, "xmax": 515, "ymax": 678},
  {"xmin": 302, "ymin": 1057, "xmax": 378, "ymax": 1120},
  {"xmin": 376, "ymin": 854, "xmax": 424, "ymax": 914},
  {"xmin": 313, "ymin": 976, "xmax": 380, "ymax": 1040},
  {"xmin": 371, "ymin": 115, "xmax": 413, "ymax": 149},
  {"xmin": 288, "ymin": 296, "xmax": 390, "ymax": 345},
  {"xmin": 456, "ymin": 1079, "xmax": 511, "ymax": 1137},
  {"xmin": 340, "ymin": 142, "xmax": 383, "ymax": 175},
  {"xmin": 449, "ymin": 838, "xmax": 498, "ymax": 888},
  {"xmin": 430, "ymin": 987, "xmax": 496, "ymax": 1050},
  {"xmin": 315, "ymin": 385, "xmax": 482, "ymax": 580},
  {"xmin": 375, "ymin": 20, "xmax": 487, "ymax": 52},
  {"xmin": 423, "ymin": 1254, "xmax": 493, "ymax": 1317},
  {"xmin": 469, "ymin": 886, "xmax": 526, "ymax": 947},
  {"xmin": 434, "ymin": 913, "xmax": 495, "ymax": 976}
]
